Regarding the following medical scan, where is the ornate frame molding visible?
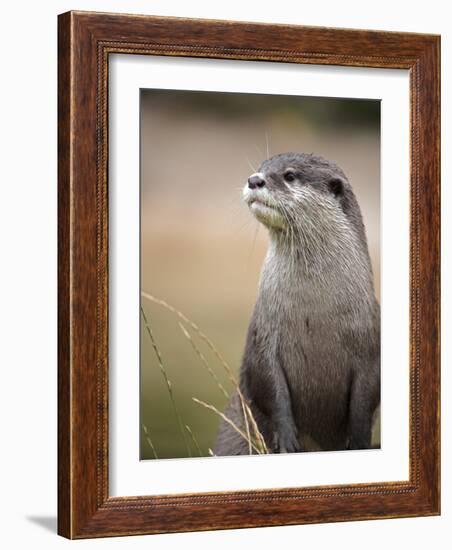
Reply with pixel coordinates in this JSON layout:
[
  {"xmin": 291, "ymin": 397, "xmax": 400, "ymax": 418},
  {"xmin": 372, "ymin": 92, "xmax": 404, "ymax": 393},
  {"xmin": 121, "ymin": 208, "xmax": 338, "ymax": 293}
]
[{"xmin": 58, "ymin": 11, "xmax": 440, "ymax": 538}]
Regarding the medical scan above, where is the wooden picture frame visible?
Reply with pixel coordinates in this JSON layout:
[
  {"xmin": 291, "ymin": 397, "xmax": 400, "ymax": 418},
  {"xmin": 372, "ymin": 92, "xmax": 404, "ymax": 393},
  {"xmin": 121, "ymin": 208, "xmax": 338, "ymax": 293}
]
[{"xmin": 58, "ymin": 11, "xmax": 440, "ymax": 539}]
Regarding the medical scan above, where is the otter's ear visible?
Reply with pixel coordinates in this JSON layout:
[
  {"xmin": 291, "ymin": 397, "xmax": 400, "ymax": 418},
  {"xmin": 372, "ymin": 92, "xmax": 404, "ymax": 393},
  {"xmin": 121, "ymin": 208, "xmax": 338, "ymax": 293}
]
[{"xmin": 328, "ymin": 177, "xmax": 344, "ymax": 198}]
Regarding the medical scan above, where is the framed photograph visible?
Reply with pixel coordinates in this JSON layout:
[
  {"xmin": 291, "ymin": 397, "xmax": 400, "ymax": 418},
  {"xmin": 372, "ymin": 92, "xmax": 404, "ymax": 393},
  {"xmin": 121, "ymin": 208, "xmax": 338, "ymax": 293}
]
[{"xmin": 58, "ymin": 11, "xmax": 440, "ymax": 538}]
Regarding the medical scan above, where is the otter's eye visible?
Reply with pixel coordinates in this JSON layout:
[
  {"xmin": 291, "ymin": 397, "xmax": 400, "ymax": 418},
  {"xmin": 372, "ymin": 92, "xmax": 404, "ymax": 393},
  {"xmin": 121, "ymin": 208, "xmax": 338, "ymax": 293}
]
[
  {"xmin": 283, "ymin": 171, "xmax": 296, "ymax": 183},
  {"xmin": 328, "ymin": 178, "xmax": 344, "ymax": 197}
]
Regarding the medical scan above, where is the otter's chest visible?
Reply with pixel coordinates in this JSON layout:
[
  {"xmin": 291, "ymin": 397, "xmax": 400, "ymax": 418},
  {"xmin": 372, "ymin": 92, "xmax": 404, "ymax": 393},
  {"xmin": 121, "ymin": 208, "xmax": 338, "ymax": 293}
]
[{"xmin": 256, "ymin": 280, "xmax": 352, "ymax": 387}]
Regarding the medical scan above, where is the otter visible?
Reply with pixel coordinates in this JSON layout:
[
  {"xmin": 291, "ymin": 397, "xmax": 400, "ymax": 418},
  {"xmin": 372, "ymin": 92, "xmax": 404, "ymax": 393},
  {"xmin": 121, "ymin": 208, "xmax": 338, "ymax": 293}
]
[{"xmin": 214, "ymin": 152, "xmax": 380, "ymax": 455}]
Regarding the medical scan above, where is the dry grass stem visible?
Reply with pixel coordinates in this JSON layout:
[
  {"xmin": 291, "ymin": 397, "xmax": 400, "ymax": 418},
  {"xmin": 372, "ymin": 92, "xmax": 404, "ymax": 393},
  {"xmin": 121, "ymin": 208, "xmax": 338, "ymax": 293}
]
[
  {"xmin": 240, "ymin": 397, "xmax": 252, "ymax": 455},
  {"xmin": 141, "ymin": 291, "xmax": 269, "ymax": 454},
  {"xmin": 192, "ymin": 397, "xmax": 262, "ymax": 454},
  {"xmin": 142, "ymin": 292, "xmax": 239, "ymax": 386},
  {"xmin": 141, "ymin": 306, "xmax": 192, "ymax": 457},
  {"xmin": 184, "ymin": 424, "xmax": 203, "ymax": 457},
  {"xmin": 244, "ymin": 404, "xmax": 268, "ymax": 454},
  {"xmin": 178, "ymin": 322, "xmax": 229, "ymax": 399},
  {"xmin": 142, "ymin": 423, "xmax": 158, "ymax": 459}
]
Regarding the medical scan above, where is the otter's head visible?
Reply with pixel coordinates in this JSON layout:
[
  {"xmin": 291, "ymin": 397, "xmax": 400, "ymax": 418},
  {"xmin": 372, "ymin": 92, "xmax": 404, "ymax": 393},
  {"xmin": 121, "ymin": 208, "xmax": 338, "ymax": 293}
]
[{"xmin": 242, "ymin": 153, "xmax": 365, "ymax": 247}]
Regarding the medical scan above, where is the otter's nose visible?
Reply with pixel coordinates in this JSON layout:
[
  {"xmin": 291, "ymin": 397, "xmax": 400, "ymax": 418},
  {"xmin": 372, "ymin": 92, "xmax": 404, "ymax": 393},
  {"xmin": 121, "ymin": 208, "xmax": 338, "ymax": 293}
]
[{"xmin": 248, "ymin": 174, "xmax": 266, "ymax": 189}]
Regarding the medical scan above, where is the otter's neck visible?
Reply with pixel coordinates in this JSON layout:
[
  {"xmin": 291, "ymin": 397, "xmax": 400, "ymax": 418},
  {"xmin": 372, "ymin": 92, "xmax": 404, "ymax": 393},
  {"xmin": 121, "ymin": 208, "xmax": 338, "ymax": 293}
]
[{"xmin": 260, "ymin": 226, "xmax": 375, "ymax": 305}]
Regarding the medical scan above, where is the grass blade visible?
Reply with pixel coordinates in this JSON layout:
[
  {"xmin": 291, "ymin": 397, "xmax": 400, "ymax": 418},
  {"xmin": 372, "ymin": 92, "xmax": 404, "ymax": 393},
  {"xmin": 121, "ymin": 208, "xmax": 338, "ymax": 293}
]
[
  {"xmin": 192, "ymin": 397, "xmax": 262, "ymax": 454},
  {"xmin": 142, "ymin": 423, "xmax": 158, "ymax": 459},
  {"xmin": 141, "ymin": 306, "xmax": 192, "ymax": 458},
  {"xmin": 141, "ymin": 291, "xmax": 269, "ymax": 454},
  {"xmin": 178, "ymin": 322, "xmax": 229, "ymax": 399}
]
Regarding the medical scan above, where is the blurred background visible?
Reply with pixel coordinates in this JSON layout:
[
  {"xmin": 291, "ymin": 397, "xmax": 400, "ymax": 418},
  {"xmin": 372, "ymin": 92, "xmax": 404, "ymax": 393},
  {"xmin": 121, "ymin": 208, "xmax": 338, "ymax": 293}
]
[{"xmin": 140, "ymin": 89, "xmax": 380, "ymax": 460}]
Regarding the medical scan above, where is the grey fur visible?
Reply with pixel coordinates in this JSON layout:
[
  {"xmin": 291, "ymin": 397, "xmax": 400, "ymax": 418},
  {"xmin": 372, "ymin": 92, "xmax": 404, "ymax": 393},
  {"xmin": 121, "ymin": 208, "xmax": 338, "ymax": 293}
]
[{"xmin": 214, "ymin": 153, "xmax": 380, "ymax": 455}]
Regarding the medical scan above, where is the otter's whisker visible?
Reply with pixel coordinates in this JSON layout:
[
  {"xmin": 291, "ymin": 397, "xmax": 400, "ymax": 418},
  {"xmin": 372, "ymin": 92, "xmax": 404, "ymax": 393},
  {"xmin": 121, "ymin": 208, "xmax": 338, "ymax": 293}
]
[
  {"xmin": 265, "ymin": 131, "xmax": 271, "ymax": 159},
  {"xmin": 252, "ymin": 143, "xmax": 263, "ymax": 161},
  {"xmin": 245, "ymin": 156, "xmax": 257, "ymax": 172}
]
